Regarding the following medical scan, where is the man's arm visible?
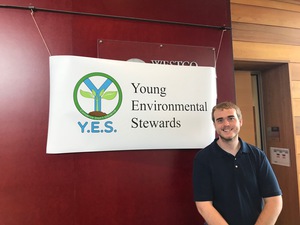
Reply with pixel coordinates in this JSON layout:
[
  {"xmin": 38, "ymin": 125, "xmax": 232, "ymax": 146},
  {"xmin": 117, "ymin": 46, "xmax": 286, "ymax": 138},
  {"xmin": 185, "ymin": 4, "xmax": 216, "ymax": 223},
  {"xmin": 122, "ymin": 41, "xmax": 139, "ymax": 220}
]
[
  {"xmin": 255, "ymin": 195, "xmax": 283, "ymax": 225},
  {"xmin": 195, "ymin": 201, "xmax": 229, "ymax": 225}
]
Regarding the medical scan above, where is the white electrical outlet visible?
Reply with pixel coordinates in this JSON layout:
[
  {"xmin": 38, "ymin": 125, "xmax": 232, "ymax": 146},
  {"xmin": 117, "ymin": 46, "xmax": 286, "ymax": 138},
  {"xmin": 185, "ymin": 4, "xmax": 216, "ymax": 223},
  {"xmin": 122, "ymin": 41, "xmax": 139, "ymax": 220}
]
[{"xmin": 270, "ymin": 147, "xmax": 290, "ymax": 167}]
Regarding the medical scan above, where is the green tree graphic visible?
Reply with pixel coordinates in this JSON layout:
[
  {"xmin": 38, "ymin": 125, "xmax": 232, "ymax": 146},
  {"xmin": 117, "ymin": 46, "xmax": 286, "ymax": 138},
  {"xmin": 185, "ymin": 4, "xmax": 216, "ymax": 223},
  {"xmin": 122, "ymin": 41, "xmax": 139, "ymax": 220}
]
[{"xmin": 80, "ymin": 88, "xmax": 117, "ymax": 117}]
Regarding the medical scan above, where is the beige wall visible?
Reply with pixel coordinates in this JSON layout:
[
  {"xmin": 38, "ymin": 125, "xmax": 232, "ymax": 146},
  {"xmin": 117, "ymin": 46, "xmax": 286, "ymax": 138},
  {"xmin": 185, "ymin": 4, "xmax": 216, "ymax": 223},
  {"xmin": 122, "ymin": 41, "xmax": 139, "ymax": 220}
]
[
  {"xmin": 235, "ymin": 71, "xmax": 256, "ymax": 145},
  {"xmin": 231, "ymin": 0, "xmax": 300, "ymax": 223}
]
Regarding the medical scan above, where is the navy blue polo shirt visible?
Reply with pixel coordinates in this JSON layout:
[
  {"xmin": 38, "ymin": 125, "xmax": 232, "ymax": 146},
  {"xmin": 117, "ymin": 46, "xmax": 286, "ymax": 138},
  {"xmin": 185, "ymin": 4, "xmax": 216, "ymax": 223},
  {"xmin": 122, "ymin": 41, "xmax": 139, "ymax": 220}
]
[{"xmin": 193, "ymin": 138, "xmax": 282, "ymax": 225}]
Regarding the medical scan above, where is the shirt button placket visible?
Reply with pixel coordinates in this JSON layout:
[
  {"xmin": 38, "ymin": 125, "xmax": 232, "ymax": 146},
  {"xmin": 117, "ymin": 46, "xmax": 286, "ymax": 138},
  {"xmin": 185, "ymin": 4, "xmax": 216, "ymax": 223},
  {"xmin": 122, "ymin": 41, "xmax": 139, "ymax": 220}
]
[{"xmin": 235, "ymin": 158, "xmax": 238, "ymax": 168}]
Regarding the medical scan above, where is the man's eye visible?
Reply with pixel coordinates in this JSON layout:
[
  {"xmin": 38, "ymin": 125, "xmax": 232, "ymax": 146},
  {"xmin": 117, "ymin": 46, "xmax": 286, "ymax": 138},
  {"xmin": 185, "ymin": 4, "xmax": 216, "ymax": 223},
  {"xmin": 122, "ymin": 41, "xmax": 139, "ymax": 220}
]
[{"xmin": 216, "ymin": 119, "xmax": 223, "ymax": 123}]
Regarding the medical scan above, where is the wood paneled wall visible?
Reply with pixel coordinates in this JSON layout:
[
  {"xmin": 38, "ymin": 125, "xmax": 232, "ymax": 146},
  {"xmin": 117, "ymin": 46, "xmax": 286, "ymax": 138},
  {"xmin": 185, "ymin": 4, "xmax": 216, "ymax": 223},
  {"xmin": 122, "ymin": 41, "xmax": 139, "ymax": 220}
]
[
  {"xmin": 261, "ymin": 64, "xmax": 299, "ymax": 225},
  {"xmin": 231, "ymin": 0, "xmax": 300, "ymax": 223}
]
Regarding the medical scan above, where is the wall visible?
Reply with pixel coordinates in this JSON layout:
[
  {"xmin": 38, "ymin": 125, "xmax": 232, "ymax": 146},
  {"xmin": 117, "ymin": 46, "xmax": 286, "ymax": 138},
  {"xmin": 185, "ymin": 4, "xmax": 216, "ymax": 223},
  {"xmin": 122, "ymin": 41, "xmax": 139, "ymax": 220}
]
[
  {"xmin": 0, "ymin": 1, "xmax": 233, "ymax": 224},
  {"xmin": 235, "ymin": 71, "xmax": 256, "ymax": 145},
  {"xmin": 231, "ymin": 0, "xmax": 300, "ymax": 223},
  {"xmin": 261, "ymin": 64, "xmax": 299, "ymax": 225}
]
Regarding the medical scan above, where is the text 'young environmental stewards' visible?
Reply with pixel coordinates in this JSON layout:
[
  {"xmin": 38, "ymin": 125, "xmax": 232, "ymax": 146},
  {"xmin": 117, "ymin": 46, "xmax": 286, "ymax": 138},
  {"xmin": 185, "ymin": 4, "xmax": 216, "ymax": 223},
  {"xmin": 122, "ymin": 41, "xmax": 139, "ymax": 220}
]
[{"xmin": 130, "ymin": 83, "xmax": 208, "ymax": 128}]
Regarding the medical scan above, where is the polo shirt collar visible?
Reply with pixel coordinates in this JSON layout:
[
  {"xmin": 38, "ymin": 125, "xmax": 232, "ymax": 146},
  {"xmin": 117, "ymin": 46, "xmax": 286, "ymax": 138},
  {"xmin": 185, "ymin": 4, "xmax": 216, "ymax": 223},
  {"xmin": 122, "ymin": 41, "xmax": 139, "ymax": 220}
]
[{"xmin": 212, "ymin": 137, "xmax": 250, "ymax": 157}]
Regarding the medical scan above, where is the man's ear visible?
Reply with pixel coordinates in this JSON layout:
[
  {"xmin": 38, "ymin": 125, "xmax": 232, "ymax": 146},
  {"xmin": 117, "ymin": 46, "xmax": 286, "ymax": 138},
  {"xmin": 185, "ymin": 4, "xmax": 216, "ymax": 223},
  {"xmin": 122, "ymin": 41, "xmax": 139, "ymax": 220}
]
[{"xmin": 239, "ymin": 119, "xmax": 243, "ymax": 126}]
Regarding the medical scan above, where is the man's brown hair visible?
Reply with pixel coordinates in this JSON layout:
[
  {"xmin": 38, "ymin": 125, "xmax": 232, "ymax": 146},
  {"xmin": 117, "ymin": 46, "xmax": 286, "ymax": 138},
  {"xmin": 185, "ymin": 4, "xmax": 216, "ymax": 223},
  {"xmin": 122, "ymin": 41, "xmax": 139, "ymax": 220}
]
[{"xmin": 211, "ymin": 102, "xmax": 242, "ymax": 122}]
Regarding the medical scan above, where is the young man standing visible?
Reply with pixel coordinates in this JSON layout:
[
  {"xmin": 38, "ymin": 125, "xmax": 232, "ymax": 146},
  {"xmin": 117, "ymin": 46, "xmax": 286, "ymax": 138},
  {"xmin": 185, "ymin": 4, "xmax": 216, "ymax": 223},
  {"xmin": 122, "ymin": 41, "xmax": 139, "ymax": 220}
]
[{"xmin": 193, "ymin": 102, "xmax": 282, "ymax": 225}]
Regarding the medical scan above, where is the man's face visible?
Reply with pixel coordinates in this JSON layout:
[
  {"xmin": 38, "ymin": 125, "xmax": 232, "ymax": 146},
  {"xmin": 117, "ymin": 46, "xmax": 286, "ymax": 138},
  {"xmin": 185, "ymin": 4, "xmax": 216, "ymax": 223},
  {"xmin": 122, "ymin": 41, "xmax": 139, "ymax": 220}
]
[{"xmin": 213, "ymin": 108, "xmax": 242, "ymax": 142}]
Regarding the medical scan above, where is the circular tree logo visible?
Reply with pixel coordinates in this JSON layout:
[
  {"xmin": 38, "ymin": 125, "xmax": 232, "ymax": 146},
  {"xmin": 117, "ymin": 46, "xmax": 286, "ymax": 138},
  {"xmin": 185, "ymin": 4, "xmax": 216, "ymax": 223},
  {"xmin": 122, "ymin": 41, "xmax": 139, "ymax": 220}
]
[{"xmin": 73, "ymin": 72, "xmax": 122, "ymax": 120}]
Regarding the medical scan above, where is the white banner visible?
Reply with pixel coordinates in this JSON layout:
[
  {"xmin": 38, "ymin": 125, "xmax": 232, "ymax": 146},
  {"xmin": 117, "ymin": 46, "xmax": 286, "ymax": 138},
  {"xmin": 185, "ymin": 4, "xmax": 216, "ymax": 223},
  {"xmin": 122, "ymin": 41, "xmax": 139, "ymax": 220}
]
[{"xmin": 46, "ymin": 55, "xmax": 217, "ymax": 154}]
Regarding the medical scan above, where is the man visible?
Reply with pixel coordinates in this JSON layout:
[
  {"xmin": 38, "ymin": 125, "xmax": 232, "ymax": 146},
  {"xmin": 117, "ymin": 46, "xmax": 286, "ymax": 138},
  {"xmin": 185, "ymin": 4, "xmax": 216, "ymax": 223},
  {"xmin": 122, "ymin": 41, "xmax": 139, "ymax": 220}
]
[{"xmin": 193, "ymin": 102, "xmax": 282, "ymax": 225}]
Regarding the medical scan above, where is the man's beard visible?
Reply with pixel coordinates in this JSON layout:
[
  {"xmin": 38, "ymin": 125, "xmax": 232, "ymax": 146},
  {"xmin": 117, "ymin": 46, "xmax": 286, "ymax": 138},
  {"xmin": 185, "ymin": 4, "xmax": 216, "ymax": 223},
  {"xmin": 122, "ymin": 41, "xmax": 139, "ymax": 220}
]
[{"xmin": 218, "ymin": 133, "xmax": 238, "ymax": 142}]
